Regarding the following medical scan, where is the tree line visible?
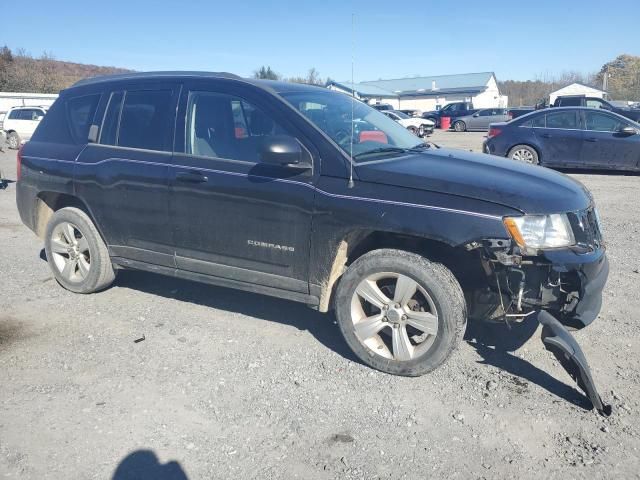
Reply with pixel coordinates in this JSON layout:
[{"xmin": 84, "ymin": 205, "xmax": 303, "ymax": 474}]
[
  {"xmin": 253, "ymin": 65, "xmax": 329, "ymax": 85},
  {"xmin": 499, "ymin": 54, "xmax": 640, "ymax": 106},
  {"xmin": 0, "ymin": 46, "xmax": 129, "ymax": 93},
  {"xmin": 2, "ymin": 46, "xmax": 638, "ymax": 107}
]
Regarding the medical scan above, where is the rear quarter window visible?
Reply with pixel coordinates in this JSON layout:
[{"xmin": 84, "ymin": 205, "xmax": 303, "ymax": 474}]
[
  {"xmin": 31, "ymin": 93, "xmax": 100, "ymax": 145},
  {"xmin": 67, "ymin": 94, "xmax": 101, "ymax": 143}
]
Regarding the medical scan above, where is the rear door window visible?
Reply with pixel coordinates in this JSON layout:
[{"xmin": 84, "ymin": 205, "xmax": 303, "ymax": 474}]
[
  {"xmin": 99, "ymin": 91, "xmax": 124, "ymax": 145},
  {"xmin": 522, "ymin": 115, "xmax": 545, "ymax": 128},
  {"xmin": 117, "ymin": 89, "xmax": 174, "ymax": 151},
  {"xmin": 545, "ymin": 111, "xmax": 578, "ymax": 129}
]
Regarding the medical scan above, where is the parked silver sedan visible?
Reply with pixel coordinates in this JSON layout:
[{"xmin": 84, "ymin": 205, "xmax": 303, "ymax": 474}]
[{"xmin": 451, "ymin": 108, "xmax": 509, "ymax": 132}]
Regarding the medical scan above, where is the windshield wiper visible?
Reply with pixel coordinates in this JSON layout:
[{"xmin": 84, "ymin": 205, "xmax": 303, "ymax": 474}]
[
  {"xmin": 407, "ymin": 143, "xmax": 431, "ymax": 152},
  {"xmin": 353, "ymin": 147, "xmax": 409, "ymax": 159}
]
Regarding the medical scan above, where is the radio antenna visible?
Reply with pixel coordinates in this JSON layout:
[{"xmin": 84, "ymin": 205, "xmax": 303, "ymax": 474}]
[{"xmin": 348, "ymin": 13, "xmax": 355, "ymax": 189}]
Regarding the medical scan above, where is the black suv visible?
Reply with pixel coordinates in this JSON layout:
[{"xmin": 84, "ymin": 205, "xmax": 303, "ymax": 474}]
[{"xmin": 16, "ymin": 72, "xmax": 610, "ymax": 410}]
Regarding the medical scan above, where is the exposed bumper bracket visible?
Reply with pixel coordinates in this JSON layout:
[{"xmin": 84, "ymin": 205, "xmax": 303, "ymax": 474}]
[{"xmin": 538, "ymin": 311, "xmax": 612, "ymax": 416}]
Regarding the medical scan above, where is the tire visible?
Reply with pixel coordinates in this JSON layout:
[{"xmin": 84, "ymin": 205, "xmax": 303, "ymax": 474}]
[
  {"xmin": 334, "ymin": 249, "xmax": 467, "ymax": 376},
  {"xmin": 508, "ymin": 144, "xmax": 539, "ymax": 165},
  {"xmin": 453, "ymin": 121, "xmax": 466, "ymax": 132},
  {"xmin": 44, "ymin": 207, "xmax": 115, "ymax": 294},
  {"xmin": 7, "ymin": 132, "xmax": 20, "ymax": 150},
  {"xmin": 407, "ymin": 126, "xmax": 418, "ymax": 136}
]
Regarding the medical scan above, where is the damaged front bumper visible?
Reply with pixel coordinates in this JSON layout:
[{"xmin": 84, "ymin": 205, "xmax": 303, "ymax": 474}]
[
  {"xmin": 540, "ymin": 248, "xmax": 609, "ymax": 329},
  {"xmin": 467, "ymin": 229, "xmax": 611, "ymax": 414},
  {"xmin": 472, "ymin": 240, "xmax": 609, "ymax": 330}
]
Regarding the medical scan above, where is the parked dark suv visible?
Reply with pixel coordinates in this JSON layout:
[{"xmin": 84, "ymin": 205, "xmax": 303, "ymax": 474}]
[{"xmin": 16, "ymin": 72, "xmax": 610, "ymax": 412}]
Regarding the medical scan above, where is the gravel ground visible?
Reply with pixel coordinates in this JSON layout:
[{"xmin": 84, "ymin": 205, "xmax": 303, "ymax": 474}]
[{"xmin": 1, "ymin": 137, "xmax": 639, "ymax": 479}]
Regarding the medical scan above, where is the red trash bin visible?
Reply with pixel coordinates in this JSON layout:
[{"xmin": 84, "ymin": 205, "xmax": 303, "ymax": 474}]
[{"xmin": 440, "ymin": 116, "xmax": 451, "ymax": 130}]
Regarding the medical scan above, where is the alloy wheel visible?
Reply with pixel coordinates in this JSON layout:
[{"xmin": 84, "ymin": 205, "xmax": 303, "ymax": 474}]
[
  {"xmin": 512, "ymin": 148, "xmax": 534, "ymax": 163},
  {"xmin": 350, "ymin": 272, "xmax": 439, "ymax": 361},
  {"xmin": 50, "ymin": 222, "xmax": 91, "ymax": 283}
]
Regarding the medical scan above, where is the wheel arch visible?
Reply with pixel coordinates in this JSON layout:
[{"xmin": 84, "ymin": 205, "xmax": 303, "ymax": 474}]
[
  {"xmin": 34, "ymin": 191, "xmax": 101, "ymax": 240},
  {"xmin": 318, "ymin": 229, "xmax": 485, "ymax": 312}
]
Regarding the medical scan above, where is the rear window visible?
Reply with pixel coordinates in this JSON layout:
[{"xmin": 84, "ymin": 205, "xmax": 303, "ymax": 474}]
[{"xmin": 557, "ymin": 97, "xmax": 582, "ymax": 107}]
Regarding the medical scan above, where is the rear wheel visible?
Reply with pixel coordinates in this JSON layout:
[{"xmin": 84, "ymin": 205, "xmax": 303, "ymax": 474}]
[
  {"xmin": 508, "ymin": 144, "xmax": 539, "ymax": 165},
  {"xmin": 453, "ymin": 121, "xmax": 466, "ymax": 132},
  {"xmin": 7, "ymin": 132, "xmax": 20, "ymax": 150},
  {"xmin": 45, "ymin": 207, "xmax": 115, "ymax": 293},
  {"xmin": 335, "ymin": 249, "xmax": 467, "ymax": 376}
]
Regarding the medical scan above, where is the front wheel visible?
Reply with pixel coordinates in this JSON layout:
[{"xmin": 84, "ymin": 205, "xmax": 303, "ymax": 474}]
[
  {"xmin": 508, "ymin": 144, "xmax": 539, "ymax": 165},
  {"xmin": 45, "ymin": 207, "xmax": 116, "ymax": 293},
  {"xmin": 334, "ymin": 249, "xmax": 467, "ymax": 376}
]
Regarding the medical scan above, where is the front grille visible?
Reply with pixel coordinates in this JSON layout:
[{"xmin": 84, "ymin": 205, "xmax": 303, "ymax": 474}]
[{"xmin": 568, "ymin": 207, "xmax": 603, "ymax": 249}]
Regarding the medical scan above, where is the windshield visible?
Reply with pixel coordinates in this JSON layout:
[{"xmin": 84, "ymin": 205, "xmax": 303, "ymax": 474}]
[
  {"xmin": 394, "ymin": 111, "xmax": 410, "ymax": 119},
  {"xmin": 280, "ymin": 90, "xmax": 425, "ymax": 161}
]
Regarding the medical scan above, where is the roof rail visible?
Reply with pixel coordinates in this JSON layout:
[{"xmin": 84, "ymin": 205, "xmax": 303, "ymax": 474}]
[{"xmin": 72, "ymin": 71, "xmax": 242, "ymax": 87}]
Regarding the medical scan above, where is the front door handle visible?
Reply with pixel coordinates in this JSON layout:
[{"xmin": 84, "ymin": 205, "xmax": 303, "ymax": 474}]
[
  {"xmin": 540, "ymin": 133, "xmax": 551, "ymax": 138},
  {"xmin": 585, "ymin": 137, "xmax": 598, "ymax": 142},
  {"xmin": 176, "ymin": 171, "xmax": 208, "ymax": 183}
]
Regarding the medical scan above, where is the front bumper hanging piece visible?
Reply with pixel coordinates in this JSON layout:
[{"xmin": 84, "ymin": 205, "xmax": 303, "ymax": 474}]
[{"xmin": 538, "ymin": 311, "xmax": 612, "ymax": 416}]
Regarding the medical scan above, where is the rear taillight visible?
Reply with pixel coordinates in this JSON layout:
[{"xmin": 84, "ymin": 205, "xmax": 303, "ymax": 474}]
[
  {"xmin": 16, "ymin": 144, "xmax": 24, "ymax": 181},
  {"xmin": 487, "ymin": 127, "xmax": 502, "ymax": 138}
]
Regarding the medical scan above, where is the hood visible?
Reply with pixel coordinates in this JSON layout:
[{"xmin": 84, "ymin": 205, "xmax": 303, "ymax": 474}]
[{"xmin": 355, "ymin": 148, "xmax": 592, "ymax": 214}]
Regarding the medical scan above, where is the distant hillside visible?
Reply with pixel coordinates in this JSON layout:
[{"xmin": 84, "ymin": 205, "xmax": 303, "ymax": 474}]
[{"xmin": 0, "ymin": 46, "xmax": 132, "ymax": 93}]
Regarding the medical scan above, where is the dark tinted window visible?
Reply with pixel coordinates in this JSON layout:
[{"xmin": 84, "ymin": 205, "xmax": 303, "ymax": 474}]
[
  {"xmin": 522, "ymin": 114, "xmax": 546, "ymax": 128},
  {"xmin": 21, "ymin": 109, "xmax": 41, "ymax": 120},
  {"xmin": 585, "ymin": 111, "xmax": 625, "ymax": 132},
  {"xmin": 187, "ymin": 91, "xmax": 292, "ymax": 162},
  {"xmin": 99, "ymin": 91, "xmax": 124, "ymax": 145},
  {"xmin": 557, "ymin": 97, "xmax": 582, "ymax": 107},
  {"xmin": 478, "ymin": 109, "xmax": 493, "ymax": 116},
  {"xmin": 546, "ymin": 111, "xmax": 578, "ymax": 129},
  {"xmin": 118, "ymin": 90, "xmax": 173, "ymax": 151},
  {"xmin": 66, "ymin": 94, "xmax": 100, "ymax": 143},
  {"xmin": 8, "ymin": 109, "xmax": 20, "ymax": 119}
]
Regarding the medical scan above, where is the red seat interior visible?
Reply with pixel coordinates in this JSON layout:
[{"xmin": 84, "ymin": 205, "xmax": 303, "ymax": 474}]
[{"xmin": 359, "ymin": 130, "xmax": 388, "ymax": 144}]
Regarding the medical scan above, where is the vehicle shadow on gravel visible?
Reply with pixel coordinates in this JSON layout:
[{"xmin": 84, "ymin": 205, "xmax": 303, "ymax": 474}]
[
  {"xmin": 113, "ymin": 269, "xmax": 359, "ymax": 363},
  {"xmin": 112, "ymin": 449, "xmax": 188, "ymax": 479},
  {"xmin": 464, "ymin": 317, "xmax": 591, "ymax": 411}
]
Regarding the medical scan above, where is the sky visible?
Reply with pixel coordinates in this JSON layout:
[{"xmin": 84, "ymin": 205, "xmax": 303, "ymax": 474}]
[{"xmin": 2, "ymin": 0, "xmax": 639, "ymax": 83}]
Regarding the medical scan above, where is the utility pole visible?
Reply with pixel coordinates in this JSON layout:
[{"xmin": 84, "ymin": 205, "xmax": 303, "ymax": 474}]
[{"xmin": 602, "ymin": 65, "xmax": 609, "ymax": 94}]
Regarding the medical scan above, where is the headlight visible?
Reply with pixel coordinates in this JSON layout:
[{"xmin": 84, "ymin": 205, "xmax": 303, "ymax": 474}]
[{"xmin": 503, "ymin": 214, "xmax": 575, "ymax": 252}]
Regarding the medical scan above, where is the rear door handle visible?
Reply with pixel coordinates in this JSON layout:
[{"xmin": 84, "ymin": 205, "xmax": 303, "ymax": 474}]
[
  {"xmin": 585, "ymin": 137, "xmax": 598, "ymax": 142},
  {"xmin": 176, "ymin": 171, "xmax": 208, "ymax": 183}
]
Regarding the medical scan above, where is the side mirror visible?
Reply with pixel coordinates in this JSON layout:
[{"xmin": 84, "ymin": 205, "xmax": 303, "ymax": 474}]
[
  {"xmin": 259, "ymin": 135, "xmax": 311, "ymax": 169},
  {"xmin": 618, "ymin": 126, "xmax": 637, "ymax": 136},
  {"xmin": 472, "ymin": 113, "xmax": 479, "ymax": 117},
  {"xmin": 35, "ymin": 115, "xmax": 44, "ymax": 121}
]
